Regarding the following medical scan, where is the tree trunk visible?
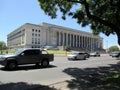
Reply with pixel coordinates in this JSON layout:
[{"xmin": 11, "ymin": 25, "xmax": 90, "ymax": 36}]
[
  {"xmin": 116, "ymin": 31, "xmax": 120, "ymax": 46},
  {"xmin": 117, "ymin": 35, "xmax": 120, "ymax": 46}
]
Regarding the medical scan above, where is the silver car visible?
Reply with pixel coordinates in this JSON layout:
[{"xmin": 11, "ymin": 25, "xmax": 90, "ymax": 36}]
[
  {"xmin": 110, "ymin": 51, "xmax": 120, "ymax": 57},
  {"xmin": 90, "ymin": 52, "xmax": 100, "ymax": 57},
  {"xmin": 67, "ymin": 52, "xmax": 86, "ymax": 60}
]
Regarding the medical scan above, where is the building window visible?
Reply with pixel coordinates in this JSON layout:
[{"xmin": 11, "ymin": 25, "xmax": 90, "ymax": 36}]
[
  {"xmin": 32, "ymin": 29, "xmax": 34, "ymax": 32},
  {"xmin": 22, "ymin": 29, "xmax": 25, "ymax": 31},
  {"xmin": 32, "ymin": 33, "xmax": 34, "ymax": 36},
  {"xmin": 32, "ymin": 38, "xmax": 34, "ymax": 43}
]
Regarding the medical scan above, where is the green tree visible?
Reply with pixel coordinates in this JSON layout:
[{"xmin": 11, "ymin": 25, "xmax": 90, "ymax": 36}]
[
  {"xmin": 0, "ymin": 41, "xmax": 7, "ymax": 54},
  {"xmin": 38, "ymin": 0, "xmax": 120, "ymax": 46},
  {"xmin": 109, "ymin": 45, "xmax": 120, "ymax": 52}
]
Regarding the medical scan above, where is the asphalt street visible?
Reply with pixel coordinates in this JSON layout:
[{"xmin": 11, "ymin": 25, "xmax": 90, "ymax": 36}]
[{"xmin": 0, "ymin": 54, "xmax": 120, "ymax": 90}]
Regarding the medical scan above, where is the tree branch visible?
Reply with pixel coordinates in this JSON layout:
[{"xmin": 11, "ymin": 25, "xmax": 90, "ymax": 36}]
[
  {"xmin": 83, "ymin": 0, "xmax": 119, "ymax": 32},
  {"xmin": 66, "ymin": 0, "xmax": 85, "ymax": 4},
  {"xmin": 67, "ymin": 0, "xmax": 120, "ymax": 46}
]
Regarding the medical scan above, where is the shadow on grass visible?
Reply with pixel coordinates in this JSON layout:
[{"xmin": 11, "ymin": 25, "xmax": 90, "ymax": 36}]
[
  {"xmin": 63, "ymin": 62, "xmax": 120, "ymax": 90},
  {"xmin": 0, "ymin": 82, "xmax": 56, "ymax": 90},
  {"xmin": 0, "ymin": 65, "xmax": 57, "ymax": 71}
]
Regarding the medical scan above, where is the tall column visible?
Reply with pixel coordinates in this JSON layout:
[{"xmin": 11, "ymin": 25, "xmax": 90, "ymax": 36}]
[
  {"xmin": 77, "ymin": 35, "xmax": 79, "ymax": 47},
  {"xmin": 57, "ymin": 32, "xmax": 59, "ymax": 46},
  {"xmin": 66, "ymin": 33, "xmax": 68, "ymax": 46},
  {"xmin": 59, "ymin": 32, "xmax": 61, "ymax": 46},
  {"xmin": 68, "ymin": 34, "xmax": 70, "ymax": 46},
  {"xmin": 81, "ymin": 36, "xmax": 83, "ymax": 49},
  {"xmin": 71, "ymin": 34, "xmax": 73, "ymax": 47},
  {"xmin": 79, "ymin": 35, "xmax": 81, "ymax": 48},
  {"xmin": 61, "ymin": 32, "xmax": 63, "ymax": 46},
  {"xmin": 82, "ymin": 36, "xmax": 84, "ymax": 49},
  {"xmin": 63, "ymin": 32, "xmax": 65, "ymax": 46},
  {"xmin": 73, "ymin": 34, "xmax": 75, "ymax": 47},
  {"xmin": 91, "ymin": 38, "xmax": 93, "ymax": 52},
  {"xmin": 88, "ymin": 37, "xmax": 90, "ymax": 49},
  {"xmin": 90, "ymin": 37, "xmax": 92, "ymax": 51},
  {"xmin": 84, "ymin": 36, "xmax": 86, "ymax": 49},
  {"xmin": 86, "ymin": 37, "xmax": 88, "ymax": 49},
  {"xmin": 79, "ymin": 35, "xmax": 80, "ymax": 47},
  {"xmin": 76, "ymin": 35, "xmax": 77, "ymax": 47},
  {"xmin": 69, "ymin": 34, "xmax": 71, "ymax": 47},
  {"xmin": 64, "ymin": 33, "xmax": 66, "ymax": 46},
  {"xmin": 74, "ymin": 35, "xmax": 76, "ymax": 47}
]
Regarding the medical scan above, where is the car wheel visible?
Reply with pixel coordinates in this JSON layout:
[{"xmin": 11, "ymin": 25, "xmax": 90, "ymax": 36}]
[
  {"xmin": 74, "ymin": 57, "xmax": 77, "ymax": 60},
  {"xmin": 6, "ymin": 61, "xmax": 17, "ymax": 70},
  {"xmin": 41, "ymin": 60, "xmax": 49, "ymax": 67}
]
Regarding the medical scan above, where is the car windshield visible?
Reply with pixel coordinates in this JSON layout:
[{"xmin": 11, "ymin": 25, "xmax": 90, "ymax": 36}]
[
  {"xmin": 72, "ymin": 52, "xmax": 79, "ymax": 55},
  {"xmin": 14, "ymin": 49, "xmax": 25, "ymax": 55}
]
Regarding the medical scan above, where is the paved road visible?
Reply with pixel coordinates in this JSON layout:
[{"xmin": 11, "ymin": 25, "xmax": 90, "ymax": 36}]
[{"xmin": 0, "ymin": 54, "xmax": 119, "ymax": 86}]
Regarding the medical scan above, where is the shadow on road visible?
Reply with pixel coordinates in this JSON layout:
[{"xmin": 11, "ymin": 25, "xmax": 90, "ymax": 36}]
[
  {"xmin": 63, "ymin": 62, "xmax": 120, "ymax": 90},
  {"xmin": 0, "ymin": 82, "xmax": 56, "ymax": 90},
  {"xmin": 0, "ymin": 65, "xmax": 57, "ymax": 71}
]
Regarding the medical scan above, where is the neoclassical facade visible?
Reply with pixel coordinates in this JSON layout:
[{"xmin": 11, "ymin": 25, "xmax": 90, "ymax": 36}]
[{"xmin": 7, "ymin": 22, "xmax": 103, "ymax": 51}]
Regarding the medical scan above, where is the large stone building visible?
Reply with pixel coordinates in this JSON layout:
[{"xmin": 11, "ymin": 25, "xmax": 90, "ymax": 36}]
[{"xmin": 7, "ymin": 22, "xmax": 103, "ymax": 51}]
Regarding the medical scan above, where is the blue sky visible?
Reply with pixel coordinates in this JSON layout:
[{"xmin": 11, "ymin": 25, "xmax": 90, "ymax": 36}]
[{"xmin": 0, "ymin": 0, "xmax": 118, "ymax": 49}]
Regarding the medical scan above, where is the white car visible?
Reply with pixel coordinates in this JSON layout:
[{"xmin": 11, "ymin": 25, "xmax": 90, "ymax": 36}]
[
  {"xmin": 90, "ymin": 52, "xmax": 100, "ymax": 57},
  {"xmin": 67, "ymin": 52, "xmax": 86, "ymax": 60},
  {"xmin": 110, "ymin": 51, "xmax": 120, "ymax": 57}
]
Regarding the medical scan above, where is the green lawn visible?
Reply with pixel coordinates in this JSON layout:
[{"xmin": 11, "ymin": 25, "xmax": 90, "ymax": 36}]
[
  {"xmin": 0, "ymin": 49, "xmax": 72, "ymax": 55},
  {"xmin": 47, "ymin": 50, "xmax": 72, "ymax": 54}
]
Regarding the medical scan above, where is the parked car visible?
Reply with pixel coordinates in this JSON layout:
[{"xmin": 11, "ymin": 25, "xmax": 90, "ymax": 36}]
[
  {"xmin": 110, "ymin": 51, "xmax": 120, "ymax": 57},
  {"xmin": 67, "ymin": 52, "xmax": 86, "ymax": 60},
  {"xmin": 90, "ymin": 52, "xmax": 100, "ymax": 57},
  {"xmin": 0, "ymin": 48, "xmax": 54, "ymax": 70},
  {"xmin": 83, "ymin": 52, "xmax": 90, "ymax": 58}
]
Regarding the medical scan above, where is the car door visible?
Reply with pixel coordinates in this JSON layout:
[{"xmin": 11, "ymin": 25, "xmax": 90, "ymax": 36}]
[{"xmin": 17, "ymin": 50, "xmax": 39, "ymax": 64}]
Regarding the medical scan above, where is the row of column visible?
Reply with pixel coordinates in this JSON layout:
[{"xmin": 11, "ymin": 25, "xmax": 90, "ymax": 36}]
[{"xmin": 56, "ymin": 31, "xmax": 101, "ymax": 50}]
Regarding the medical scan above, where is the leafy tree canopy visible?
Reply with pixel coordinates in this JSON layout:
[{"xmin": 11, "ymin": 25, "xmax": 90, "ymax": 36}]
[
  {"xmin": 38, "ymin": 0, "xmax": 120, "ymax": 46},
  {"xmin": 109, "ymin": 45, "xmax": 120, "ymax": 52},
  {"xmin": 0, "ymin": 41, "xmax": 7, "ymax": 50}
]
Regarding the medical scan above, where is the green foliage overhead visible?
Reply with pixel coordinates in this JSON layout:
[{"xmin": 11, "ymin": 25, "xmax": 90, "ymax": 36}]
[{"xmin": 38, "ymin": 0, "xmax": 120, "ymax": 46}]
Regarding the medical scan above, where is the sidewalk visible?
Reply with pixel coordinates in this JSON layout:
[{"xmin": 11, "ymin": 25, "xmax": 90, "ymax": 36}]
[{"xmin": 49, "ymin": 81, "xmax": 69, "ymax": 90}]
